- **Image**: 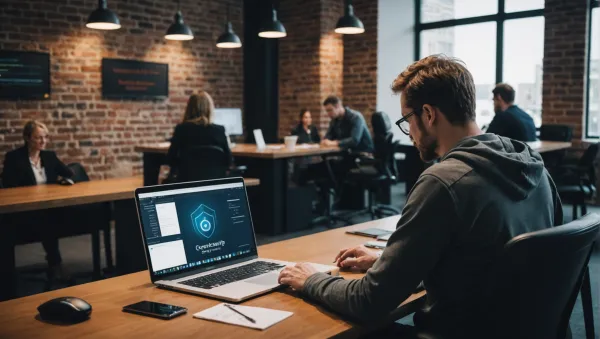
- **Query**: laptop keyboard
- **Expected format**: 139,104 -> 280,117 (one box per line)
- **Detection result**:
180,261 -> 285,290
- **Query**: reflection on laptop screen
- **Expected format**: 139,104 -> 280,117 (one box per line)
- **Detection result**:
137,182 -> 257,277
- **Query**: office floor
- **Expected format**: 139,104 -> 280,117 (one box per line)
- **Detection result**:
13,184 -> 600,338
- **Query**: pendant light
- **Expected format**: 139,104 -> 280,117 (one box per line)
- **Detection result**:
335,0 -> 364,34
86,0 -> 121,30
258,6 -> 286,39
216,5 -> 242,48
165,0 -> 194,41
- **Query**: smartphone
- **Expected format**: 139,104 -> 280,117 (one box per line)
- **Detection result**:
122,301 -> 187,319
364,241 -> 387,249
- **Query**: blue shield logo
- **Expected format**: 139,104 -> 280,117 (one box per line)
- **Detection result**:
190,204 -> 217,238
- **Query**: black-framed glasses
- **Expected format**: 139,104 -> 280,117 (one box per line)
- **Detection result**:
395,108 -> 422,135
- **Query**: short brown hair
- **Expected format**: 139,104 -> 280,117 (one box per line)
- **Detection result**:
323,95 -> 341,106
22,120 -> 48,144
391,55 -> 476,125
492,83 -> 515,104
182,91 -> 215,125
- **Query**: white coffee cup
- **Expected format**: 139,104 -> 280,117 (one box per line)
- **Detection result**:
284,135 -> 298,151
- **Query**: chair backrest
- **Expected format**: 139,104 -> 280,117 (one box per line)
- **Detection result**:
480,213 -> 600,339
540,124 -> 573,142
176,145 -> 229,182
67,163 -> 90,182
371,112 -> 397,179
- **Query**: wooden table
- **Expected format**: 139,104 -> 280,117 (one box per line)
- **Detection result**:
0,176 -> 260,214
0,216 -> 425,339
526,140 -> 572,153
0,176 -> 260,301
135,143 -> 341,235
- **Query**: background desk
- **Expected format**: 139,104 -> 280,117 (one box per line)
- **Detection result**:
0,176 -> 259,301
0,216 -> 425,339
135,143 -> 341,235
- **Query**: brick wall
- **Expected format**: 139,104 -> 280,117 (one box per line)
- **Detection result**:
278,0 -> 376,138
342,0 -> 378,125
0,0 -> 243,179
542,0 -> 588,144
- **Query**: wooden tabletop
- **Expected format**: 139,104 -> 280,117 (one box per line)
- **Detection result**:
0,177 -> 260,214
134,143 -> 342,159
0,216 -> 425,339
526,140 -> 572,153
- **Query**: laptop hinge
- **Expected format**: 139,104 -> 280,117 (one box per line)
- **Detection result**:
163,255 -> 259,281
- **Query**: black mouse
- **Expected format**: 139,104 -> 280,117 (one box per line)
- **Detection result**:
37,297 -> 92,323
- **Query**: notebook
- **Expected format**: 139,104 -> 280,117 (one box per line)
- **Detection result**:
194,303 -> 293,330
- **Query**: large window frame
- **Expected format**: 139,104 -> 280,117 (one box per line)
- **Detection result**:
414,0 -> 544,118
585,0 -> 600,139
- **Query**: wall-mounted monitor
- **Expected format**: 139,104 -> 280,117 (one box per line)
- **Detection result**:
0,50 -> 50,100
102,58 -> 168,100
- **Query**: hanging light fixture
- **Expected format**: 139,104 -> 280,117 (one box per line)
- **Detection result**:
335,0 -> 364,34
258,6 -> 286,39
216,5 -> 242,48
86,0 -> 121,30
165,0 -> 194,41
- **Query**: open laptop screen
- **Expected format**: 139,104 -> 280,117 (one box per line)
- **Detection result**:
136,180 -> 258,278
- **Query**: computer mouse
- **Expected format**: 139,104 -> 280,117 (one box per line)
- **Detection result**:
37,297 -> 92,323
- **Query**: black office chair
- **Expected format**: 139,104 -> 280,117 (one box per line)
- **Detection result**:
175,145 -> 246,183
540,124 -> 574,169
345,112 -> 401,220
553,143 -> 598,220
475,213 -> 599,339
66,163 -> 114,277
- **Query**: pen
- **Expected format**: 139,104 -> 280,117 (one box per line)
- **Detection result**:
224,304 -> 256,324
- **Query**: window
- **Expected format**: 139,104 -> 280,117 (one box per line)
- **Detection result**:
416,0 -> 544,128
586,1 -> 600,137
503,17 -> 544,128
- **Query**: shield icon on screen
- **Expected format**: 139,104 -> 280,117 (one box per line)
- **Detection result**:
190,204 -> 217,238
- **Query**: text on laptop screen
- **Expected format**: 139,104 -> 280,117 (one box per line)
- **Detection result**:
137,182 -> 257,276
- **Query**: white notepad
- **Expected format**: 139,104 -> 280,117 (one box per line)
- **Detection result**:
193,303 -> 293,330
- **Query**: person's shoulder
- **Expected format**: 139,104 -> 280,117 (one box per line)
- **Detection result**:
422,158 -> 474,190
211,123 -> 226,131
5,146 -> 27,160
40,149 -> 59,160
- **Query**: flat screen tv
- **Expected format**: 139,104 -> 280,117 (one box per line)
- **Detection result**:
0,50 -> 50,100
102,58 -> 168,100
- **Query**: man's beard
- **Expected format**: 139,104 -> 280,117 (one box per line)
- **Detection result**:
412,121 -> 438,162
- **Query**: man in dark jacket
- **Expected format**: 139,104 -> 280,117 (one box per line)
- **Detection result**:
486,83 -> 537,142
321,95 -> 374,153
278,56 -> 562,339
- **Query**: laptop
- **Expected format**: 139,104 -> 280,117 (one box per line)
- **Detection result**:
134,177 -> 338,302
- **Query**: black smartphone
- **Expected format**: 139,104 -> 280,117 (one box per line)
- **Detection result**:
122,301 -> 187,320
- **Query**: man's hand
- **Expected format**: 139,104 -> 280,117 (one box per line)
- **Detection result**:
278,263 -> 318,291
334,245 -> 379,271
321,139 -> 338,147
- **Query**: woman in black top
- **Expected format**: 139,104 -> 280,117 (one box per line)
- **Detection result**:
1,120 -> 74,282
167,91 -> 232,179
291,109 -> 321,144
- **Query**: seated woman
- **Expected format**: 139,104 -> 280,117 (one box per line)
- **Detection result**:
1,120 -> 74,282
291,109 -> 321,144
167,91 -> 232,181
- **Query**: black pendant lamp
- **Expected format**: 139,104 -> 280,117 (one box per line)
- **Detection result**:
216,5 -> 242,48
258,6 -> 286,39
86,0 -> 121,30
335,0 -> 364,34
165,0 -> 194,41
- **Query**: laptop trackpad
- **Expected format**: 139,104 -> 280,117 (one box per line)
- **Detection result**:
245,272 -> 279,286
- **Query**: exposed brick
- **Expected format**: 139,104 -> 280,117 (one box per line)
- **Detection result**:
0,0 -> 244,178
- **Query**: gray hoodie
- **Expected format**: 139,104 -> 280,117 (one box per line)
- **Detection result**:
303,134 -> 563,338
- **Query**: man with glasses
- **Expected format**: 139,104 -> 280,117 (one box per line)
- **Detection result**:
279,55 -> 562,338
